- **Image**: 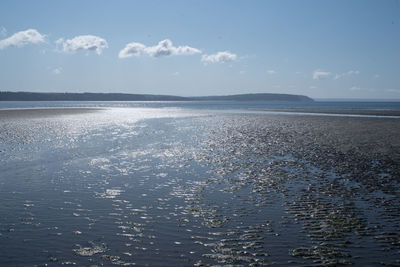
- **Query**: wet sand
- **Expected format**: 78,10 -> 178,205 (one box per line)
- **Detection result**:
1,108 -> 400,266
269,114 -> 400,158
259,108 -> 400,116
197,113 -> 400,265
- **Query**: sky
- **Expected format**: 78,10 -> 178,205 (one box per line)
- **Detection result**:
0,0 -> 399,99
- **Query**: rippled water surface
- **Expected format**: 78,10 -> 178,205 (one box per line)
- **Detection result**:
1,106 -> 400,266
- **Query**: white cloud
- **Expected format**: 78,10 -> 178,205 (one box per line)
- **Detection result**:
118,42 -> 146,58
313,70 -> 331,80
350,86 -> 361,91
52,67 -> 62,75
0,29 -> 45,50
374,74 -> 380,79
146,39 -> 201,57
266,70 -> 276,74
119,39 -> 201,58
334,70 -> 360,80
201,51 -> 237,64
57,35 -> 108,55
172,71 -> 180,76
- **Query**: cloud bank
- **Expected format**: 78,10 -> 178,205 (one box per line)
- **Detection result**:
201,51 -> 237,63
313,70 -> 331,80
0,29 -> 45,50
119,39 -> 201,58
57,35 -> 108,55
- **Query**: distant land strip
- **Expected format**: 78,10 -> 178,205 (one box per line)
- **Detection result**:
0,92 -> 313,102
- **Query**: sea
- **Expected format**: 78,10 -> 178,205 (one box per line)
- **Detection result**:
0,100 -> 400,266
1,100 -> 400,111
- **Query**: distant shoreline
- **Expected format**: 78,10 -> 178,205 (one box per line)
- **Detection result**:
0,92 -> 313,102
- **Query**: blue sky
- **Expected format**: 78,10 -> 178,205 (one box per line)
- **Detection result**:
0,0 -> 399,99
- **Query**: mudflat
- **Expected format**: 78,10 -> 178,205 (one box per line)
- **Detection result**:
261,108 -> 400,116
264,114 -> 400,158
0,109 -> 400,266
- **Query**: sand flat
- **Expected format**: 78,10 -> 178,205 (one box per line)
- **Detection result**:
1,108 -> 400,265
260,108 -> 400,116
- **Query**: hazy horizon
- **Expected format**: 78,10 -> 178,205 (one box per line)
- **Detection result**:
0,0 -> 399,99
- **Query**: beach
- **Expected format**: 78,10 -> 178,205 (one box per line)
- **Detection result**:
0,107 -> 399,266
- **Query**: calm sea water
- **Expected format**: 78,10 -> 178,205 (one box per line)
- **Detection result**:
1,100 -> 400,111
1,101 -> 400,266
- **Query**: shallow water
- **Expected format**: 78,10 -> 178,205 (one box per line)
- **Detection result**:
0,107 -> 400,266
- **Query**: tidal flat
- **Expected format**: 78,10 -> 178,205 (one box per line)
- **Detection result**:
0,107 -> 399,266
